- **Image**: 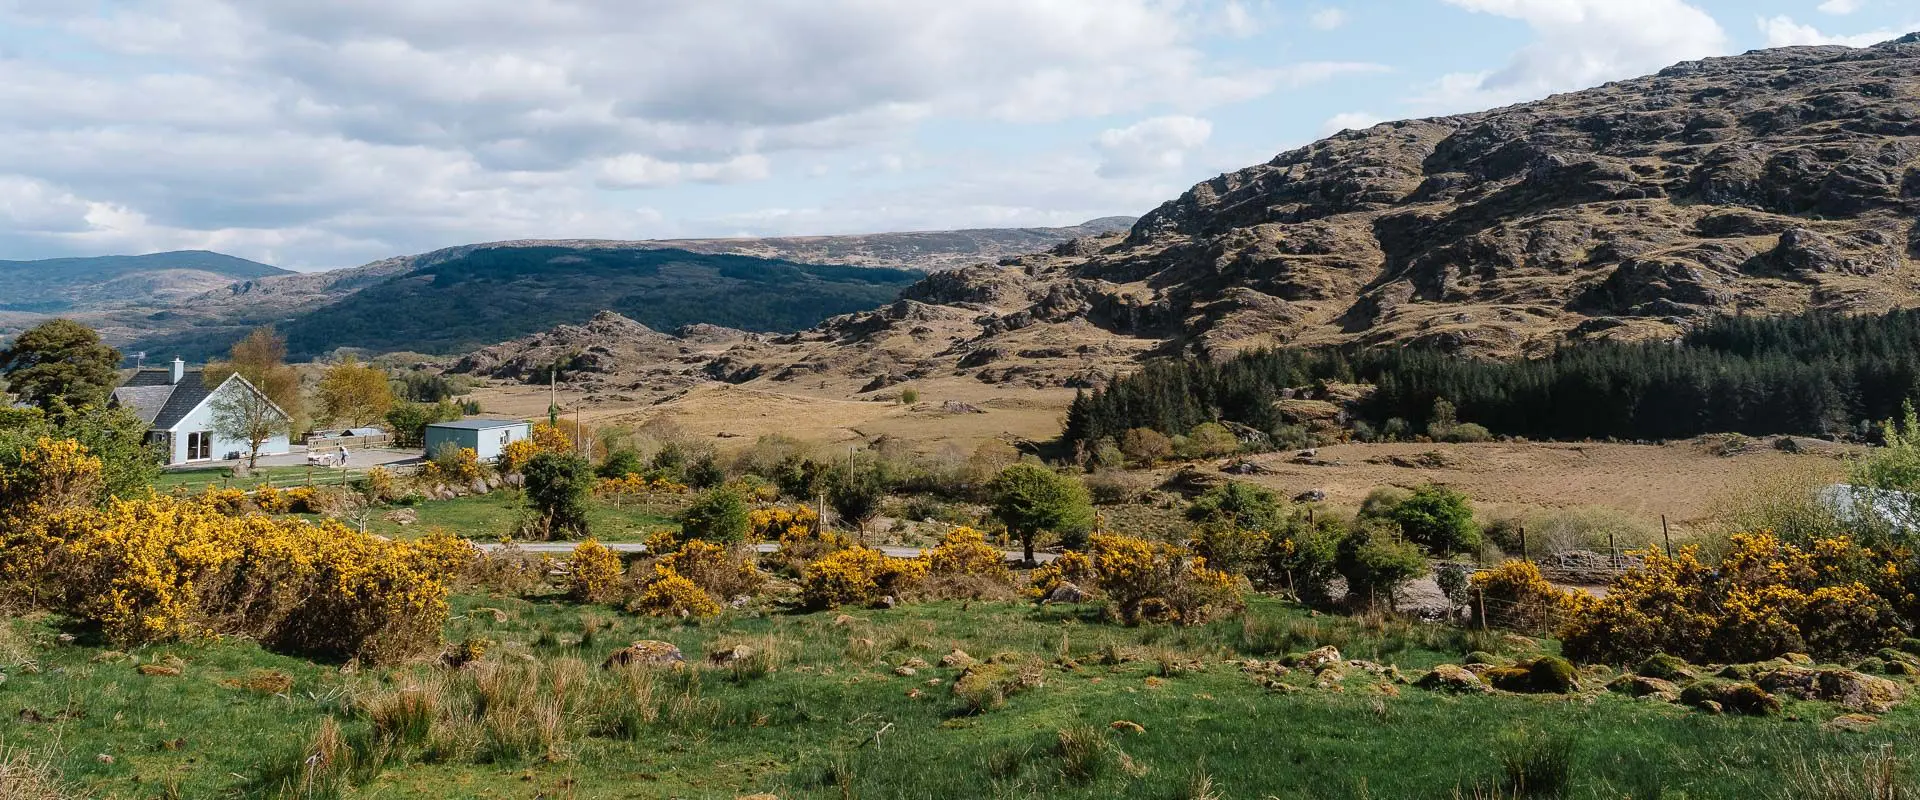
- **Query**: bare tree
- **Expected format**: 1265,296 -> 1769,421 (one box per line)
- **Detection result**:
211,380 -> 288,471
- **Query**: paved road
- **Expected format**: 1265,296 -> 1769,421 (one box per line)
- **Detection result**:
477,541 -> 1059,563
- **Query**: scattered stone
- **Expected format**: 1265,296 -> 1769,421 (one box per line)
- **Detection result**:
96,754 -> 113,765
902,658 -> 930,670
1680,681 -> 1781,716
1608,675 -> 1680,699
893,666 -> 919,677
1485,656 -> 1579,694
1291,646 -> 1342,671
1827,713 -> 1879,732
384,508 -> 418,526
1416,665 -> 1491,694
1756,666 -> 1906,714
708,645 -> 756,667
603,640 -> 686,670
940,649 -> 976,669
1636,653 -> 1696,682
1044,582 -> 1090,604
1293,490 -> 1328,503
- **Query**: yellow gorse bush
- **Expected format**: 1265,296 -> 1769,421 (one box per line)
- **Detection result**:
497,439 -> 540,475
1562,532 -> 1905,664
566,539 -> 624,604
423,447 -> 485,485
924,527 -> 1009,579
14,492 -> 450,664
1032,534 -> 1241,624
658,539 -> 764,601
799,547 -> 928,609
1026,550 -> 1095,600
0,437 -> 105,517
1468,560 -> 1592,634
530,423 -> 573,455
631,566 -> 722,618
749,505 -> 819,541
595,474 -> 689,497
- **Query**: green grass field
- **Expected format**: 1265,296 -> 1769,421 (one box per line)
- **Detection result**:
357,493 -> 680,541
152,465 -> 359,494
3,595 -> 1912,800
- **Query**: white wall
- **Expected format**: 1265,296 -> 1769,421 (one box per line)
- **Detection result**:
164,381 -> 292,465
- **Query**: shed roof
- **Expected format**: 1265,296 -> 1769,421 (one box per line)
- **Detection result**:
427,418 -> 530,431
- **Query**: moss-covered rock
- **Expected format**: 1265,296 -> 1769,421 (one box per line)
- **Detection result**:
1464,650 -> 1501,666
1486,656 -> 1579,694
1607,675 -> 1679,699
1416,664 -> 1491,694
1636,653 -> 1695,682
1756,666 -> 1907,714
1679,679 -> 1779,716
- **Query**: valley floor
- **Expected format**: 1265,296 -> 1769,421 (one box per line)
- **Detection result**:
5,596 -> 1914,800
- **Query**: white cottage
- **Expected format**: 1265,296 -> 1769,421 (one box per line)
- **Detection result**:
112,358 -> 292,465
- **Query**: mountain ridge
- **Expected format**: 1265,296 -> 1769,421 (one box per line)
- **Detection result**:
489,36 -> 1920,398
0,250 -> 288,313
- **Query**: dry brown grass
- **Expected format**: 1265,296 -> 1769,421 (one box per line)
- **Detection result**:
0,746 -> 68,800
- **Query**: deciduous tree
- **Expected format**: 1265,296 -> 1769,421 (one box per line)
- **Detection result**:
315,356 -> 393,428
207,327 -> 304,431
989,462 -> 1095,564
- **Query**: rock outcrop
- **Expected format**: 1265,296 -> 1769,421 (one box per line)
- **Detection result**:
677,36 -> 1920,389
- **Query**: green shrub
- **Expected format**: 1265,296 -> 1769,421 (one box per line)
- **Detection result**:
1335,520 -> 1427,610
686,454 -> 727,489
1357,487 -> 1410,520
522,452 -> 592,540
1186,481 -> 1286,531
680,485 -> 751,544
1389,484 -> 1482,554
598,448 -> 645,479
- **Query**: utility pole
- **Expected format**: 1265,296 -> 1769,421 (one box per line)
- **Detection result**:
548,369 -> 558,427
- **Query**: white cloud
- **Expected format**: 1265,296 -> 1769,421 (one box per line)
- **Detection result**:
597,154 -> 773,190
1321,112 -> 1386,135
1218,1 -> 1262,37
0,1 -> 1383,267
1310,8 -> 1348,30
1094,116 -> 1214,179
1423,0 -> 1728,112
1759,15 -> 1901,47
1817,0 -> 1864,14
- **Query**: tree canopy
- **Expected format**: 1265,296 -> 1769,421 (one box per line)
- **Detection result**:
0,319 -> 121,412
989,462 -> 1095,563
315,356 -> 394,428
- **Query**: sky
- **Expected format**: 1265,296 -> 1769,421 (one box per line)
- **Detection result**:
0,1 -> 1913,271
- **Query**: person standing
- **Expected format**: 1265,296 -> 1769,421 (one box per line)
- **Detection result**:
339,445 -> 350,468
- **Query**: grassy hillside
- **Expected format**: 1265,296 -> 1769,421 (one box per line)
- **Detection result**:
255,247 -> 921,358
0,250 -> 288,312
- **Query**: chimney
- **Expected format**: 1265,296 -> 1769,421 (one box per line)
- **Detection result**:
170,358 -> 185,386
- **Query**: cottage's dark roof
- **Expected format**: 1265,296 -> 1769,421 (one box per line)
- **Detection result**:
110,369 -> 216,431
151,374 -> 214,430
110,385 -> 173,425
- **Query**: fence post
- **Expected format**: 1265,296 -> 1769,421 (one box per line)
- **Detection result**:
1519,526 -> 1527,562
1661,515 -> 1673,558
1477,586 -> 1487,632
1608,532 -> 1617,570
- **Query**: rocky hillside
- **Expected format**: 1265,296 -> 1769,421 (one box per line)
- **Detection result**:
0,251 -> 288,313
113,219 -> 1133,359
449,311 -> 754,404
663,35 -> 1920,393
